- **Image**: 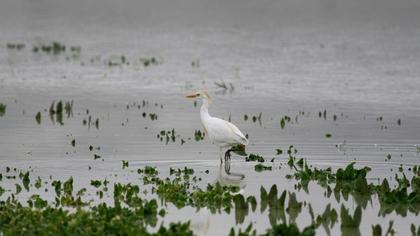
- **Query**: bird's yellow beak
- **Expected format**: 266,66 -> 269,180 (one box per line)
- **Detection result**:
185,92 -> 197,99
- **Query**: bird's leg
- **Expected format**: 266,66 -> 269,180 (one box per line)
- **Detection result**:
224,149 -> 232,162
219,147 -> 224,164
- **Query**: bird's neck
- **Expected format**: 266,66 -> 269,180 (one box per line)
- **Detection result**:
200,98 -> 211,122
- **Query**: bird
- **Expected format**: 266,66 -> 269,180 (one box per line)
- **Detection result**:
185,91 -> 248,163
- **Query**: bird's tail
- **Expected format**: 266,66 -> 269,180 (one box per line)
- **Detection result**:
240,137 -> 249,146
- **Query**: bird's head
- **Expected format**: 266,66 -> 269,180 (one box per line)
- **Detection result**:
185,90 -> 212,101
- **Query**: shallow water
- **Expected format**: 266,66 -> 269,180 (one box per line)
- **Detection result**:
1,0 -> 420,235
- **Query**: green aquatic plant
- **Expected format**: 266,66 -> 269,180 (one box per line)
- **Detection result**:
0,195 -> 192,235
246,154 -> 265,162
108,55 -> 128,66
231,144 -> 247,156
194,130 -> 205,141
34,177 -> 42,189
48,100 -> 73,125
262,223 -> 315,236
21,171 -> 30,191
122,160 -> 129,169
229,223 -> 257,236
372,224 -> 382,236
280,116 -> 291,129
140,57 -> 159,67
35,112 -> 41,124
411,224 -> 420,236
6,43 -> 25,50
149,113 -> 158,120
0,103 -> 6,117
255,164 -> 272,172
260,185 -> 287,225
340,205 -> 362,236
377,175 -> 420,216
157,129 -> 177,144
32,42 -> 69,55
315,204 -> 338,236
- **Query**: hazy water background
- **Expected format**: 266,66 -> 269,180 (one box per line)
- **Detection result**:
1,0 -> 420,235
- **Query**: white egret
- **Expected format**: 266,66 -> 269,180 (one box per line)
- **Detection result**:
186,91 -> 248,163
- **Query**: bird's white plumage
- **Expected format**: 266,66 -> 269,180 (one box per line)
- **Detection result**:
203,117 -> 248,147
186,91 -> 248,162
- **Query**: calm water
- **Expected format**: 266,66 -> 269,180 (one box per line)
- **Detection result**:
1,0 -> 420,235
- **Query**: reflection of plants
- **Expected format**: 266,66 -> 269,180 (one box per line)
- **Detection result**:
315,204 -> 338,236
49,100 -> 73,125
377,175 -> 420,217
340,205 -> 362,236
262,223 -> 315,236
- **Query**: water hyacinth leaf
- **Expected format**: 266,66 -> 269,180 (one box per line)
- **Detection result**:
0,103 -> 6,117
372,224 -> 382,236
22,171 -> 30,191
231,144 -> 247,156
35,112 -> 41,124
261,186 -> 268,213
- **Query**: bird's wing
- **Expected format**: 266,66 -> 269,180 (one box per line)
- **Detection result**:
206,117 -> 248,146
222,120 -> 249,145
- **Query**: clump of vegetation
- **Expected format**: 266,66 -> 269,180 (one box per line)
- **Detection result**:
254,164 -> 272,172
194,130 -> 205,141
108,55 -> 128,66
246,154 -> 265,162
140,57 -> 160,67
157,129 -> 178,144
0,103 -> 6,117
32,42 -> 80,55
262,223 -> 315,236
35,112 -> 41,124
340,205 -> 362,235
48,100 -> 73,125
280,115 -> 291,129
6,43 -> 25,50
149,113 -> 158,120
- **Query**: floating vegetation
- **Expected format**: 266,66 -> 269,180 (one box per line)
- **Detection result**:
108,55 -> 128,66
231,144 -> 247,156
35,112 -> 41,124
49,100 -> 73,125
254,164 -> 272,172
262,223 -> 315,236
149,113 -> 158,120
0,103 -> 6,117
122,160 -> 129,169
191,59 -> 200,68
246,154 -> 265,162
340,205 -> 362,235
6,43 -> 25,50
411,224 -> 420,236
325,133 -> 332,138
252,113 -> 262,123
157,129 -> 179,144
280,116 -> 291,129
32,42 -> 80,56
194,130 -> 205,141
140,57 -> 160,67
